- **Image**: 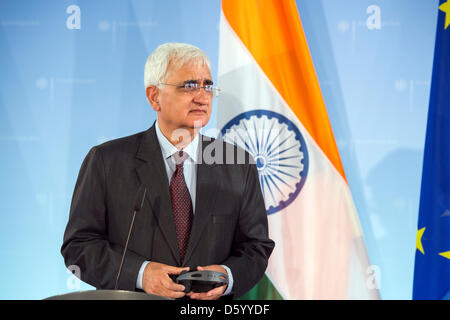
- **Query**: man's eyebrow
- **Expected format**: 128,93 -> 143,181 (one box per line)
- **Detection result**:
182,79 -> 214,85
183,79 -> 199,84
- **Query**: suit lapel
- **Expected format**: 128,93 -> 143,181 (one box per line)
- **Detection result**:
183,137 -> 218,265
135,124 -> 181,265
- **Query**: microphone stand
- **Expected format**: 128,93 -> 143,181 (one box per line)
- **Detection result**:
114,187 -> 147,290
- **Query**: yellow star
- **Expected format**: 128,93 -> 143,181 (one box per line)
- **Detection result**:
439,251 -> 450,259
440,0 -> 450,29
416,227 -> 426,254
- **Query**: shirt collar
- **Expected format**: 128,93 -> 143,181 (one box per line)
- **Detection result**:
155,121 -> 199,163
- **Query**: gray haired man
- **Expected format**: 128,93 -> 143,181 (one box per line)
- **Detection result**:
61,42 -> 274,300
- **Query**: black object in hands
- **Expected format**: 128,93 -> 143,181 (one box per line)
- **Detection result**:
176,267 -> 228,293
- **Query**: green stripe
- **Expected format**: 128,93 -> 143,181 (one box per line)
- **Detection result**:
238,274 -> 283,300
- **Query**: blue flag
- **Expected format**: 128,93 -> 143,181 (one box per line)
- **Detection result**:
413,0 -> 450,300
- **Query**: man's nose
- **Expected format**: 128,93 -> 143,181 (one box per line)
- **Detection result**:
193,87 -> 211,103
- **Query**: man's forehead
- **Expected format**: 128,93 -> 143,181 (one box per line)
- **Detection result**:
166,70 -> 212,86
167,59 -> 211,77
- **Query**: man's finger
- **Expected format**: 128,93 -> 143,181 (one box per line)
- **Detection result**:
162,277 -> 186,292
164,265 -> 190,275
188,292 -> 216,300
197,265 -> 227,275
188,285 -> 225,300
156,281 -> 186,299
168,290 -> 187,299
208,285 -> 226,296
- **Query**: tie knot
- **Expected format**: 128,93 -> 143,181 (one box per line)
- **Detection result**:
173,151 -> 188,167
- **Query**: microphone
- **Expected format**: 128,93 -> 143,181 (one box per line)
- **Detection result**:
114,184 -> 147,290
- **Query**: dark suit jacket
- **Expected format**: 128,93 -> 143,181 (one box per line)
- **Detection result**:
61,123 -> 274,298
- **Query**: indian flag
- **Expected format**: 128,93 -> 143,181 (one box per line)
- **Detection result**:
217,0 -> 380,299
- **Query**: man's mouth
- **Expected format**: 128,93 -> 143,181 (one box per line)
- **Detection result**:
189,109 -> 206,114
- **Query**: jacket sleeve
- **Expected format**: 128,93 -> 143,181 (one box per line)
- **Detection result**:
222,162 -> 275,298
61,147 -> 147,291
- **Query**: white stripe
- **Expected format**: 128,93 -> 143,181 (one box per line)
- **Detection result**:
218,11 -> 379,299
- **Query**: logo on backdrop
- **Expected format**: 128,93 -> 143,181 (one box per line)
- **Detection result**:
220,110 -> 309,215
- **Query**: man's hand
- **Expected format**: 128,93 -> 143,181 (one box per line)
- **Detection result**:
186,265 -> 228,300
142,262 -> 189,299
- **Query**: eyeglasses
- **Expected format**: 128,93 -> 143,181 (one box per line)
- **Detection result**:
159,82 -> 221,97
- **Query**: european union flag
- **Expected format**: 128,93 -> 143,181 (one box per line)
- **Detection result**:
413,0 -> 450,300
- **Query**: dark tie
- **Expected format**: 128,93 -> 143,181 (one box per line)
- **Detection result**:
169,151 -> 193,264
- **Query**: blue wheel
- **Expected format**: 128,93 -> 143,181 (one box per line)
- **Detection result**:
220,110 -> 309,215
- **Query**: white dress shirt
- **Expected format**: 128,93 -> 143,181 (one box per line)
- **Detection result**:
136,121 -> 233,296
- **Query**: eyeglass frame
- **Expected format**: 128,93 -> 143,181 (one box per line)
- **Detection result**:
158,80 -> 221,97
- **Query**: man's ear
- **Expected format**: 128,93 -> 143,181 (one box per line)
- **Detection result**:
146,86 -> 161,111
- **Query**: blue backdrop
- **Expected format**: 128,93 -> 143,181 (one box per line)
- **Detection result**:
0,0 -> 438,299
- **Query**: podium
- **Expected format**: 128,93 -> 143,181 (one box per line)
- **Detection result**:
44,290 -> 170,300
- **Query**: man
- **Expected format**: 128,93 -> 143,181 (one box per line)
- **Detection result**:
61,42 -> 274,299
